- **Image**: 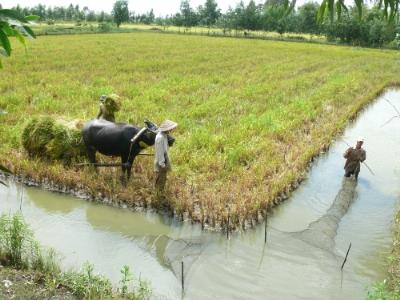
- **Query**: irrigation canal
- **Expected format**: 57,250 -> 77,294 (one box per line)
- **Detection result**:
1,90 -> 400,299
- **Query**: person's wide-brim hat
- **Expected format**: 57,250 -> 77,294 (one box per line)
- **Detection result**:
159,120 -> 178,132
357,136 -> 364,142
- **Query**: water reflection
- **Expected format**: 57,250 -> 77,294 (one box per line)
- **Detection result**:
25,186 -> 81,214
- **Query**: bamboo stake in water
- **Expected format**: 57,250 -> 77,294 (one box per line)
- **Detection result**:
341,242 -> 352,270
226,205 -> 231,240
227,213 -> 230,240
19,184 -> 24,212
181,260 -> 185,292
264,215 -> 268,244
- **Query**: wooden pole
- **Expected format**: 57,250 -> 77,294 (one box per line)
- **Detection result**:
264,215 -> 267,244
74,155 -> 153,168
227,213 -> 230,240
181,260 -> 185,292
75,162 -> 128,168
19,183 -> 24,212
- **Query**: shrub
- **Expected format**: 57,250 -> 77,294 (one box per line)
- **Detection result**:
119,265 -> 133,296
0,213 -> 58,273
59,263 -> 113,298
98,22 -> 113,32
0,213 -> 31,268
118,265 -> 152,299
324,17 -> 397,47
286,35 -> 306,40
367,279 -> 400,300
389,32 -> 400,49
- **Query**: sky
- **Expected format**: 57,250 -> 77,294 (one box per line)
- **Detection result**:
1,0 -> 277,16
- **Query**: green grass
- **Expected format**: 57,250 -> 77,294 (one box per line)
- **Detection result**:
1,32 -> 399,228
368,211 -> 400,299
0,213 -> 58,273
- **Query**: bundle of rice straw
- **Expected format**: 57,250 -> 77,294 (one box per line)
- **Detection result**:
22,116 -> 86,164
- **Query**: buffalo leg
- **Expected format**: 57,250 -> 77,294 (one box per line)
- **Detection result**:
127,160 -> 134,180
126,151 -> 138,180
120,154 -> 129,185
87,147 -> 97,173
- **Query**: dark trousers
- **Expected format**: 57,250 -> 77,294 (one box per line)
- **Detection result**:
344,165 -> 360,180
155,167 -> 168,198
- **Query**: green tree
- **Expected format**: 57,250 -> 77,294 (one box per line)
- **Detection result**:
98,11 -> 105,22
66,4 -> 74,20
263,2 -> 285,32
179,0 -> 198,28
86,10 -> 96,22
54,6 -> 66,20
30,4 -> 46,20
82,6 -> 89,21
112,0 -> 129,27
200,0 -> 221,27
244,0 -> 262,30
232,1 -> 246,30
298,2 -> 320,35
143,9 -> 155,24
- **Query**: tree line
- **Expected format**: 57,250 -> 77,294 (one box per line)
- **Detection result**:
10,0 -> 400,47
10,2 -> 157,25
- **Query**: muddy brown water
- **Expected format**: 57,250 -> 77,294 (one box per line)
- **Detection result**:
1,90 -> 400,299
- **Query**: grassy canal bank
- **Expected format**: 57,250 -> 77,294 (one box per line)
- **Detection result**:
368,211 -> 400,299
0,213 -> 151,299
0,32 -> 400,229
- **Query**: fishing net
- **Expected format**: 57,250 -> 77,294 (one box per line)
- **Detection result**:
294,178 -> 357,251
144,234 -> 205,279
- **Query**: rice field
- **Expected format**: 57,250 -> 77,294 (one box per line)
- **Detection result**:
1,32 -> 399,228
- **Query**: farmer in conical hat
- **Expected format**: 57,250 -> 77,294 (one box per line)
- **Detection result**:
154,120 -> 178,200
343,136 -> 366,180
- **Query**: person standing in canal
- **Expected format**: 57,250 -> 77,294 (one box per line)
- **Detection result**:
343,137 -> 366,180
154,120 -> 178,202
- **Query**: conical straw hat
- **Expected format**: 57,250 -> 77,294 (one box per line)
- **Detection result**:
159,120 -> 178,132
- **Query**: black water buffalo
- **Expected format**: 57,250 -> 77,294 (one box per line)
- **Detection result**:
82,119 -> 175,183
